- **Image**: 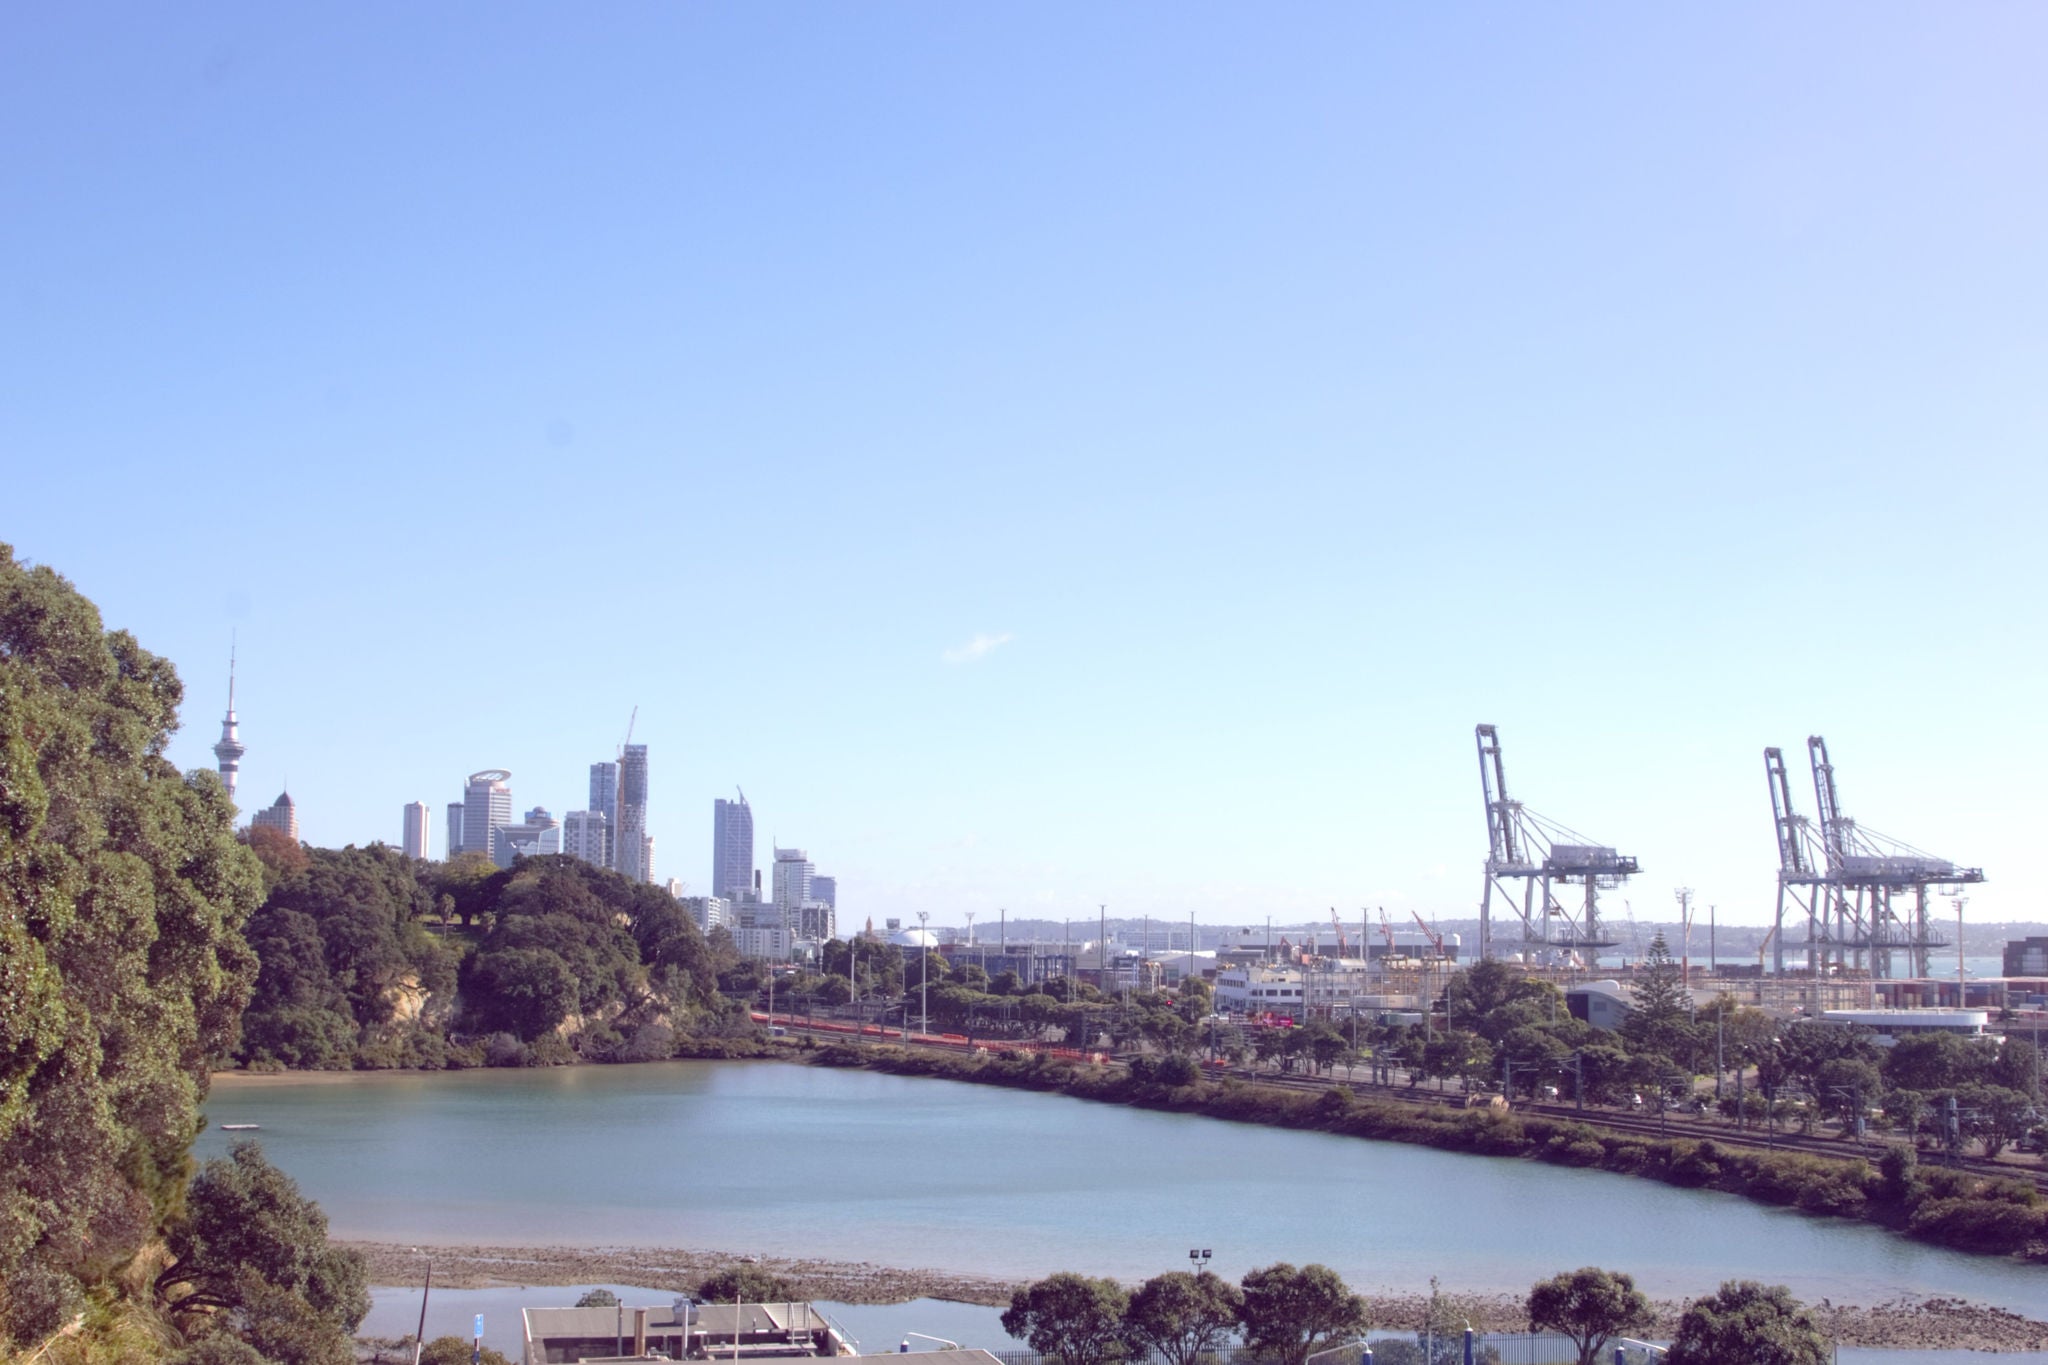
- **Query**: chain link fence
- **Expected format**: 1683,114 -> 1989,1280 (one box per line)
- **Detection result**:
994,1337 -> 1665,1365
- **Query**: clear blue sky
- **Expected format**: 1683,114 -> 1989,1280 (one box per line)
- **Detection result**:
7,5 -> 2044,932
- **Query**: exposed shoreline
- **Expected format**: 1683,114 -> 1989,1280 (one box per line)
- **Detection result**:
344,1241 -> 2048,1353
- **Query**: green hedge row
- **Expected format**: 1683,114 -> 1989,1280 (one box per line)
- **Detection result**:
814,1046 -> 2047,1261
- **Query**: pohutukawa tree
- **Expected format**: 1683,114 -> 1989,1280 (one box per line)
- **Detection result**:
0,545 -> 263,1348
1525,1266 -> 1653,1365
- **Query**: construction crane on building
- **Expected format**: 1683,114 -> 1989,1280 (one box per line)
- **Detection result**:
1328,908 -> 1349,959
1376,907 -> 1397,954
620,705 -> 638,755
1474,724 -> 1639,963
1765,735 -> 1980,980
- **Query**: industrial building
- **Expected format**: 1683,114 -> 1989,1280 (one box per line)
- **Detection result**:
520,1299 -> 855,1363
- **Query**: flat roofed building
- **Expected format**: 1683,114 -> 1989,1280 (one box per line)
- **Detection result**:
714,794 -> 755,902
563,809 -> 609,866
589,760 -> 619,868
494,806 -> 562,868
614,744 -> 651,882
1819,1009 -> 1993,1045
460,769 -> 512,860
400,801 -> 429,859
2007,936 -> 2048,977
521,1299 -> 859,1363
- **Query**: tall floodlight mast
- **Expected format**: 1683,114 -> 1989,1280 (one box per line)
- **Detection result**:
1473,724 -> 1638,963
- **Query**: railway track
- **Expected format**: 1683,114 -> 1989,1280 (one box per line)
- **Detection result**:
1232,1069 -> 2048,1192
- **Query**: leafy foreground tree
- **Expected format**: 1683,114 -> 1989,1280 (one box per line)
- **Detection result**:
1002,1273 -> 1131,1365
1236,1262 -> 1370,1365
1663,1280 -> 1830,1365
1525,1267 -> 1652,1365
155,1142 -> 367,1365
418,1337 -> 515,1365
0,545 -> 263,1349
1121,1270 -> 1242,1365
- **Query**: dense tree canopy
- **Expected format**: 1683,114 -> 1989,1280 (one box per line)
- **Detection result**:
0,545 -> 263,1347
1002,1273 -> 1131,1365
1121,1271 -> 1241,1365
1663,1280 -> 1830,1365
238,844 -> 455,1069
1235,1262 -> 1370,1365
1525,1267 -> 1652,1365
157,1142 -> 367,1365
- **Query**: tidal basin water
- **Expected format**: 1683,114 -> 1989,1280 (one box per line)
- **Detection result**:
200,1061 -> 2045,1314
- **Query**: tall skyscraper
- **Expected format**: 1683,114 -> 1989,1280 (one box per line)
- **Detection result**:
615,744 -> 650,882
401,801 -> 430,859
713,791 -> 754,901
772,847 -> 813,919
446,802 -> 465,861
588,761 -> 619,868
460,769 -> 512,860
563,809 -> 609,866
811,875 -> 837,911
250,790 -> 298,842
211,646 -> 245,800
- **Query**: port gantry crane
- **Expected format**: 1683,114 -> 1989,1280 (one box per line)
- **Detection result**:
1765,736 -> 1982,979
1474,723 -> 1639,963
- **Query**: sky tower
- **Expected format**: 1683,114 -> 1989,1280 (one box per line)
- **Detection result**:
212,644 -> 245,800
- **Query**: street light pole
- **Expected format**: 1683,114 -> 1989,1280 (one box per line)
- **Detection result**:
410,1248 -> 432,1365
917,910 -> 930,1036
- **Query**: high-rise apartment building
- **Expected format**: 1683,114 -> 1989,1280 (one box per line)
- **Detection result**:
494,806 -> 562,868
459,769 -> 513,861
401,801 -> 430,859
772,847 -> 813,918
563,810 -> 609,866
588,761 -> 619,868
713,793 -> 754,901
681,896 -> 731,934
250,790 -> 298,842
615,745 -> 650,882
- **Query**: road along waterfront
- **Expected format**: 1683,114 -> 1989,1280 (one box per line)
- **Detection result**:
203,1061 -> 2047,1333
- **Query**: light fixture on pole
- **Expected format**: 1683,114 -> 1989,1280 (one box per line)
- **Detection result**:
1187,1248 -> 1212,1278
917,910 -> 930,1036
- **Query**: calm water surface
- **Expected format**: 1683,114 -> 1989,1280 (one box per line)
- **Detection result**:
199,1061 -> 2045,1314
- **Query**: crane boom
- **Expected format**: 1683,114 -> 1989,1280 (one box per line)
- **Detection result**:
1410,911 -> 1445,957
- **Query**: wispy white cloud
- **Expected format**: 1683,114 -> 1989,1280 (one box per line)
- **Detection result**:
943,631 -> 1014,665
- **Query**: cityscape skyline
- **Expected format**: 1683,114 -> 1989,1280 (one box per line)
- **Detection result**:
12,6 -> 2044,929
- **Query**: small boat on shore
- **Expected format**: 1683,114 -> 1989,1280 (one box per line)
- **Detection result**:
219,1123 -> 261,1131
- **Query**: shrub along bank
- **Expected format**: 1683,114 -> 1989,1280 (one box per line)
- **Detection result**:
809,1043 -> 2048,1262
